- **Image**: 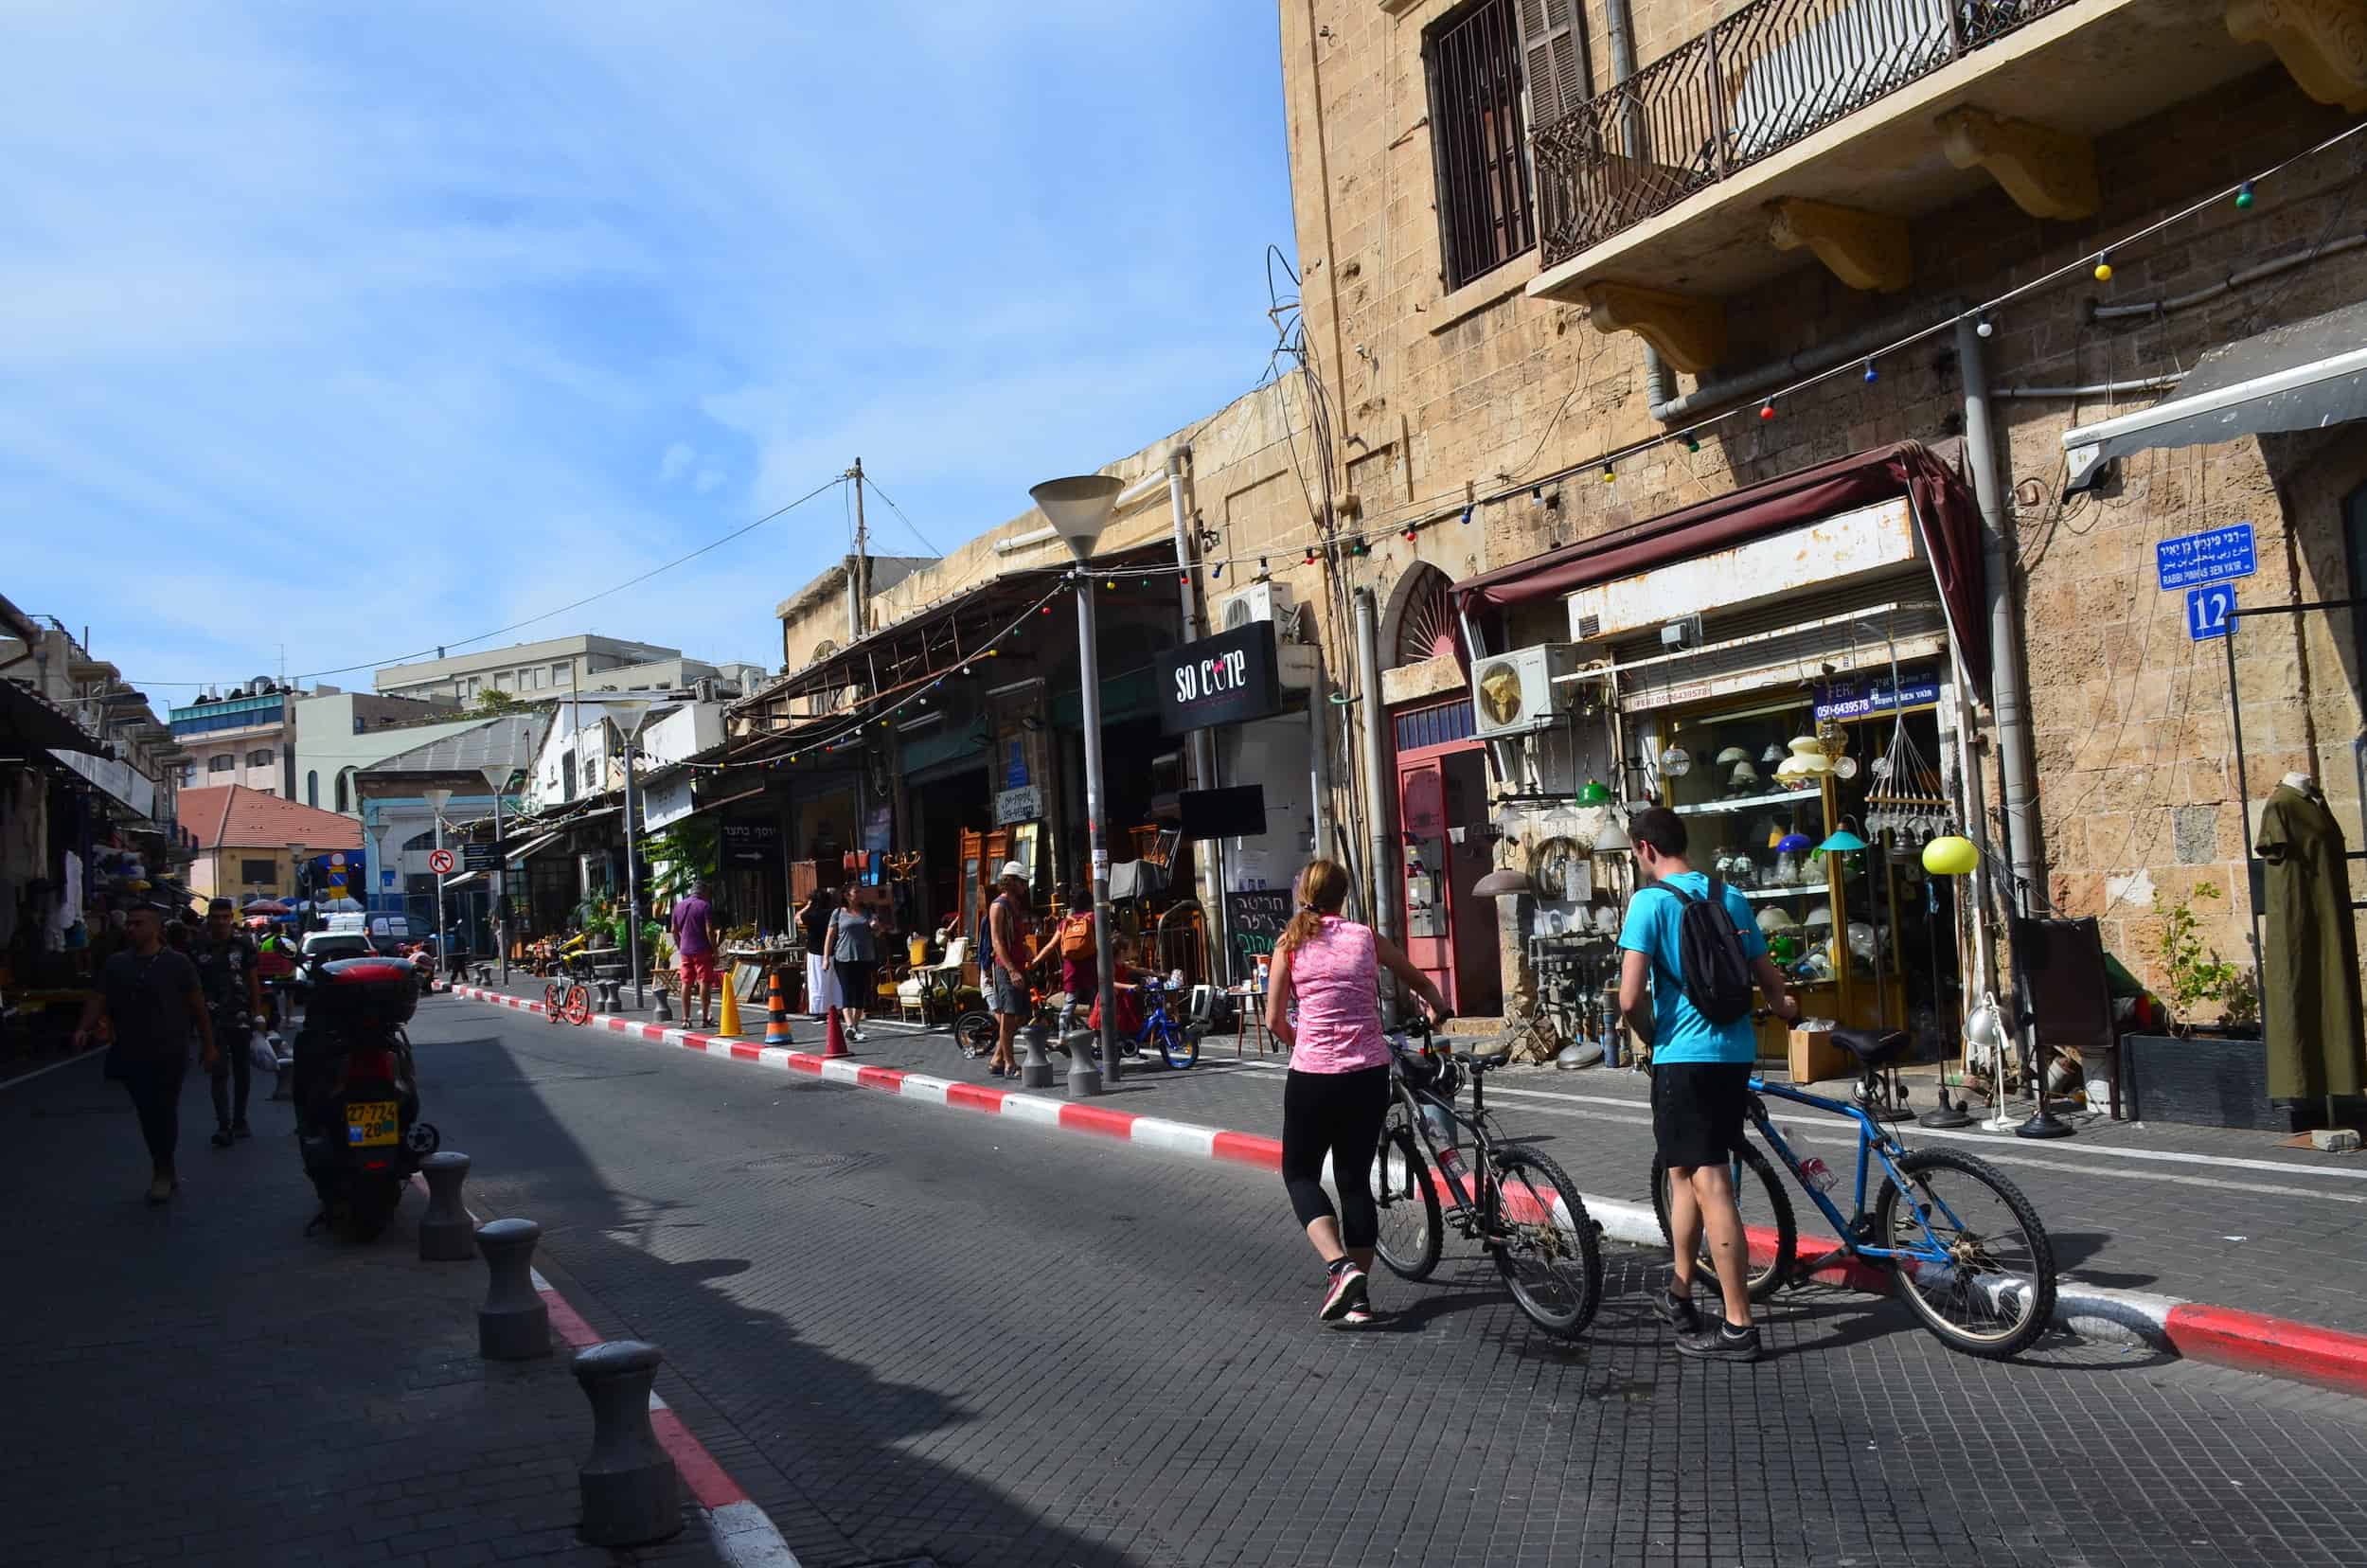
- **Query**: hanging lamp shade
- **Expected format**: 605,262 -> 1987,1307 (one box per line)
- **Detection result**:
1816,829 -> 1869,854
1472,867 -> 1535,898
1593,815 -> 1633,853
1774,832 -> 1813,853
1577,779 -> 1611,804
1922,835 -> 1979,876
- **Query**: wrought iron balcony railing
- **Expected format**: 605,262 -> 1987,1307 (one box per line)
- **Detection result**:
1533,0 -> 2074,268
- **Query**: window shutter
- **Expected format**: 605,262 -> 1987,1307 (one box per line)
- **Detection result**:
1515,0 -> 1587,131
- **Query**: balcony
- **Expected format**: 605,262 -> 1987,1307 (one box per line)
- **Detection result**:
1524,0 -> 2317,365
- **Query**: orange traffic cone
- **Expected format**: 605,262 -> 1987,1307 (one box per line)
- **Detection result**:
764,969 -> 793,1045
824,1004 -> 849,1059
717,968 -> 741,1038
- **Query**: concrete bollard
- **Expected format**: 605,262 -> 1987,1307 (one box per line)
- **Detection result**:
571,1341 -> 682,1546
653,987 -> 674,1023
418,1150 -> 475,1262
476,1218 -> 550,1360
1020,1022 -> 1055,1088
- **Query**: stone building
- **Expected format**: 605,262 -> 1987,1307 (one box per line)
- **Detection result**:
1267,0 -> 2367,1025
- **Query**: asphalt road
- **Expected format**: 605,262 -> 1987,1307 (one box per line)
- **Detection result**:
410,997 -> 2367,1568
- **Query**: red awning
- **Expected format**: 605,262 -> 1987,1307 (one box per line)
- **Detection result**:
1450,440 -> 1988,693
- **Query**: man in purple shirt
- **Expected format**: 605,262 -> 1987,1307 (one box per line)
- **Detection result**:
670,880 -> 719,1029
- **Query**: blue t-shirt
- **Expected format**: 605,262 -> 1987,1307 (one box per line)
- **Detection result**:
1616,871 -> 1768,1065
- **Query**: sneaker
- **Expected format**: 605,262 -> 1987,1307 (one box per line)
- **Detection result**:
145,1174 -> 173,1205
210,1125 -> 234,1149
1341,1306 -> 1375,1327
1651,1283 -> 1702,1334
1318,1263 -> 1369,1324
852,1026 -> 866,1042
1676,1321 -> 1761,1363
231,1120 -> 252,1141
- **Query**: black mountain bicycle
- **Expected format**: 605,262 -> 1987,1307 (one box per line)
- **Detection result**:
1370,1018 -> 1605,1337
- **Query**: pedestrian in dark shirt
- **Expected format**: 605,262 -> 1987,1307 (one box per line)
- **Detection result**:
73,903 -> 217,1204
192,898 -> 264,1148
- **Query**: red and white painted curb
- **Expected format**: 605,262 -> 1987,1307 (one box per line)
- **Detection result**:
414,1164 -> 801,1567
449,985 -> 2367,1399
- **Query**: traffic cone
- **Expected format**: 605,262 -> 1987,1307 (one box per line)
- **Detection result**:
718,969 -> 742,1038
824,1004 -> 849,1059
764,969 -> 793,1045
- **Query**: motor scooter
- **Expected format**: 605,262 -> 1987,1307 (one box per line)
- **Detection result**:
291,955 -> 439,1240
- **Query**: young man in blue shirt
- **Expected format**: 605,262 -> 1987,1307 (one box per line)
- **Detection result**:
1616,806 -> 1799,1363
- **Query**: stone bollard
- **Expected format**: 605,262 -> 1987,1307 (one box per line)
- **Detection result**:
571,1341 -> 682,1546
653,987 -> 674,1023
476,1218 -> 550,1360
1020,1022 -> 1055,1088
418,1150 -> 475,1261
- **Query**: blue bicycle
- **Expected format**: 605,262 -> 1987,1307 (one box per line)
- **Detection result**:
1648,1027 -> 2057,1360
1115,973 -> 1202,1071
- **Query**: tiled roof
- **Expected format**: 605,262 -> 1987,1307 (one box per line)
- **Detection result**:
174,785 -> 364,850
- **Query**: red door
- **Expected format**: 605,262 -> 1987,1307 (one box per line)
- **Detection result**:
1397,760 -> 1453,1007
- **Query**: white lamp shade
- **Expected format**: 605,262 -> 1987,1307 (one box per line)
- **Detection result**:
1029,474 -> 1125,557
1593,816 -> 1633,853
480,765 -> 514,793
420,787 -> 454,809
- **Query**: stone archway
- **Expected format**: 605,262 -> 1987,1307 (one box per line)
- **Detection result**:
1379,561 -> 1458,669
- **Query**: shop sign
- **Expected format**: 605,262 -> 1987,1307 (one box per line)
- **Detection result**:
1812,669 -> 1942,722
995,784 -> 1042,825
1566,498 -> 1913,644
2155,523 -> 2255,591
50,746 -> 158,820
1157,622 -> 1282,735
642,775 -> 696,831
720,821 -> 780,864
1225,888 -> 1292,959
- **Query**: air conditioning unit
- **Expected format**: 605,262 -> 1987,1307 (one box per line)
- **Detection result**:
1468,643 -> 1579,739
1218,581 -> 1295,633
692,677 -> 721,704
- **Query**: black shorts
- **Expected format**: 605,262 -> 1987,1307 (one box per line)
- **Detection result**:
1652,1062 -> 1753,1170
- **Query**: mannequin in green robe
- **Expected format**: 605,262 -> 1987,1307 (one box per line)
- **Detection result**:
2255,776 -> 2365,1100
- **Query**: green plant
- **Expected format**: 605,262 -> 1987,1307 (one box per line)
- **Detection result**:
2159,882 -> 2260,1030
643,821 -> 720,900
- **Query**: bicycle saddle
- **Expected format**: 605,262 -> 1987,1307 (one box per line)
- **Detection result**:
1455,1045 -> 1512,1071
1833,1027 -> 1910,1067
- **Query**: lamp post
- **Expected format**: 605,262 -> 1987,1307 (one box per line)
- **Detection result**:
286,841 -> 308,928
480,765 -> 513,985
600,700 -> 655,1011
1031,474 -> 1125,1094
421,787 -> 453,985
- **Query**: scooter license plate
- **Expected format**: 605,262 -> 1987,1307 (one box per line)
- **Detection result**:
347,1100 -> 399,1148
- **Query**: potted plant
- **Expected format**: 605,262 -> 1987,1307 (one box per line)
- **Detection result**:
2124,882 -> 2277,1129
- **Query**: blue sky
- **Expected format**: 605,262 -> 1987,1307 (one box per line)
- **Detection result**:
2,1 -> 1296,699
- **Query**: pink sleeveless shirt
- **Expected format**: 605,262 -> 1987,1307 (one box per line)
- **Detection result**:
1284,916 -> 1388,1074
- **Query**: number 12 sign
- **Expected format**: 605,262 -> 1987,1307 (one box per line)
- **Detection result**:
2187,581 -> 2237,642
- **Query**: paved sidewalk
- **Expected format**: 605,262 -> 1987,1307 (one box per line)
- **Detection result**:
0,1052 -> 722,1568
465,971 -> 2367,1340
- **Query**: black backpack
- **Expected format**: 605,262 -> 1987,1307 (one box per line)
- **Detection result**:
1659,877 -> 1755,1025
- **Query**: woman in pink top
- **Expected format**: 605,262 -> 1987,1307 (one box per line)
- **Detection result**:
1265,859 -> 1449,1326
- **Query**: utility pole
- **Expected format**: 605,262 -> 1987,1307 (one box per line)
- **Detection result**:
848,457 -> 870,641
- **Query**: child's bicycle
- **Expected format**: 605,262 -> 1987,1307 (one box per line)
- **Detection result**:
1371,1017 -> 1605,1338
1646,1025 -> 2058,1359
953,973 -> 1204,1070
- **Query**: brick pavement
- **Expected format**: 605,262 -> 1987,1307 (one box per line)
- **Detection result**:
0,1053 -> 724,1568
464,971 -> 2367,1338
408,998 -> 2367,1568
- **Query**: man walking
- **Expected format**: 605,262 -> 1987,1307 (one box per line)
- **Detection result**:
192,898 -> 263,1148
985,862 -> 1032,1079
72,902 -> 217,1203
1616,807 -> 1798,1363
671,879 -> 719,1030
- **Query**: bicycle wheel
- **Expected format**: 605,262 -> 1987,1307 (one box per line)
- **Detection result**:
1650,1142 -> 1797,1303
1371,1117 -> 1442,1281
563,984 -> 594,1026
1873,1147 -> 2056,1360
953,1010 -> 996,1057
542,981 -> 564,1021
1159,1022 -> 1200,1072
1486,1148 -> 1604,1338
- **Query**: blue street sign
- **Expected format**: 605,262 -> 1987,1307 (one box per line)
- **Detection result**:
382,870 -> 397,887
2156,523 -> 2256,591
2187,582 -> 2237,641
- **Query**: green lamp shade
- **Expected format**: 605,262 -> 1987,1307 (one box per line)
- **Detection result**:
1577,780 -> 1611,804
1816,829 -> 1868,854
1922,835 -> 1978,876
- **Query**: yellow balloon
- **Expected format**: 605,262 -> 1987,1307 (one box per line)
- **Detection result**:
1922,835 -> 1978,876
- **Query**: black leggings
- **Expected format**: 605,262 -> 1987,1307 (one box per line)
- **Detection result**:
1280,1064 -> 1392,1248
120,1061 -> 187,1173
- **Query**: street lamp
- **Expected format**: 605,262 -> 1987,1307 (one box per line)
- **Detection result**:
600,700 -> 655,1010
421,787 -> 453,985
286,841 -> 308,926
1031,473 -> 1124,1095
480,764 -> 514,985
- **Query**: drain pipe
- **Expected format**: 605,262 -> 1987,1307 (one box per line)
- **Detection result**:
2092,231 -> 2366,321
1166,444 -> 1230,982
1993,374 -> 2183,400
1954,316 -> 2043,914
1605,0 -> 1678,409
1353,588 -> 1398,1024
1308,646 -> 1334,898
1652,299 -> 1963,423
